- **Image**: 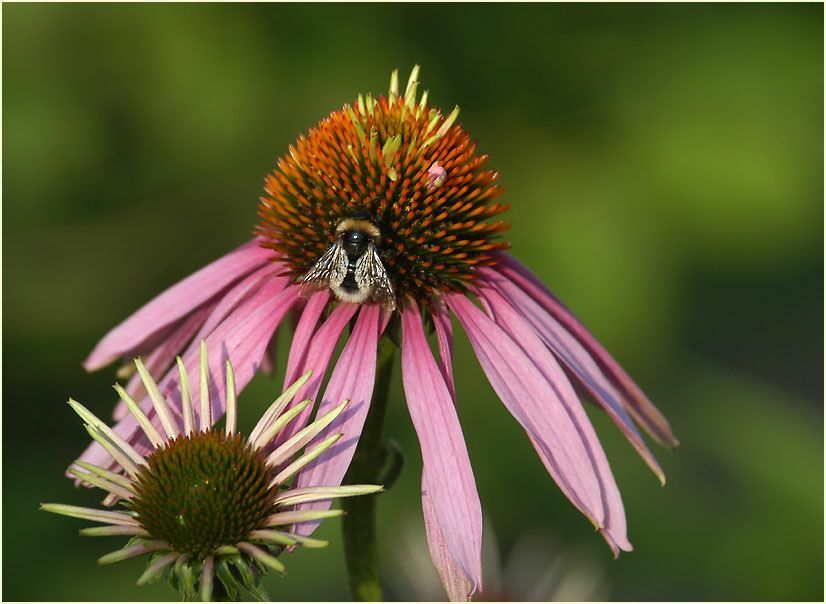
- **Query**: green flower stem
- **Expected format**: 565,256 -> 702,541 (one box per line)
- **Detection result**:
341,337 -> 396,601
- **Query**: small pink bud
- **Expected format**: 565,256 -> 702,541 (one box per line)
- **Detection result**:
426,162 -> 447,190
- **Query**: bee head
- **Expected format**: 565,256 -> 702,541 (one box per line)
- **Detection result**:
335,217 -> 381,242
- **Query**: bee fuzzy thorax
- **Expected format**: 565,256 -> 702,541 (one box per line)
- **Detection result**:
336,218 -> 380,241
256,65 -> 510,306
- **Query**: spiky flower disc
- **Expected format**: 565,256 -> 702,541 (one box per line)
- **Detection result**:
42,343 -> 382,601
131,431 -> 274,560
256,66 -> 511,304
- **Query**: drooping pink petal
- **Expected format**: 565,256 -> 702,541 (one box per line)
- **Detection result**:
195,262 -> 288,380
402,302 -> 482,595
479,266 -> 666,483
293,304 -> 383,536
427,303 -> 475,599
74,276 -> 299,471
187,286 -> 301,429
114,301 -> 217,421
84,239 -> 276,371
431,300 -> 456,399
494,253 -> 678,448
422,473 -> 474,602
268,295 -> 353,451
194,263 -> 287,341
258,328 -> 279,376
445,293 -> 607,534
113,262 -> 286,420
476,286 -> 631,554
283,290 -> 332,387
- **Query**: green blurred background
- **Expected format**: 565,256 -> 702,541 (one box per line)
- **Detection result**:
4,3 -> 823,601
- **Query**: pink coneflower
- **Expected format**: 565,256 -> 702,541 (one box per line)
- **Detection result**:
47,345 -> 382,601
78,66 -> 677,600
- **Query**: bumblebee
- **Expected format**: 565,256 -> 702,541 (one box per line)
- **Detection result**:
300,217 -> 396,310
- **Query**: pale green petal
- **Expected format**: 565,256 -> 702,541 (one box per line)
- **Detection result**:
177,356 -> 195,436
74,460 -> 133,490
225,359 -> 237,436
40,503 -> 138,526
200,556 -> 214,602
237,543 -> 285,575
80,525 -> 148,537
249,529 -> 298,546
199,340 -> 211,431
250,529 -> 328,548
252,399 -> 311,451
274,484 -> 383,507
67,399 -> 146,468
113,383 -> 164,448
248,369 -> 312,445
135,358 -> 179,439
214,545 -> 239,556
136,551 -> 178,585
263,509 -> 344,527
270,433 -> 341,486
265,399 -> 349,468
98,541 -> 167,565
84,424 -> 141,478
68,467 -> 133,500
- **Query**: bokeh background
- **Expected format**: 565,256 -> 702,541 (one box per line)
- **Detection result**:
4,3 -> 823,601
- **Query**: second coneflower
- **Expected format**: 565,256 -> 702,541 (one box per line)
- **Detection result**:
77,67 -> 677,600
46,344 -> 381,601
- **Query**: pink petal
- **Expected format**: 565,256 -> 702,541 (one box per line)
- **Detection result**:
283,290 -> 332,387
402,302 -> 482,594
74,276 -> 299,470
431,301 -> 456,399
84,239 -> 275,371
114,301 -> 217,421
422,473 -> 474,602
113,263 -> 287,420
258,328 -> 279,376
269,295 -> 354,451
293,304 -> 383,536
427,304 -> 474,599
189,286 -> 300,427
194,263 -> 287,341
476,287 -> 632,554
445,294 -> 608,535
494,253 -> 678,448
479,267 -> 665,484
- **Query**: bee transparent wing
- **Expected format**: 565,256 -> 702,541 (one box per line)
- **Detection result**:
300,240 -> 349,293
355,241 -> 396,310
